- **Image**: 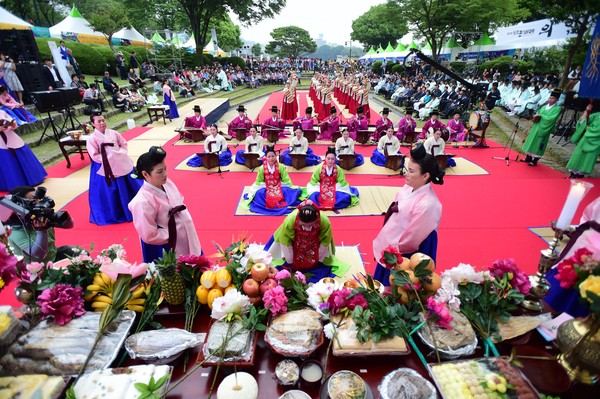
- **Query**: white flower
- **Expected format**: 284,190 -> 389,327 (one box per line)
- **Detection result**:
243,243 -> 273,265
211,289 -> 251,320
434,276 -> 461,312
442,263 -> 485,284
306,281 -> 336,315
324,323 -> 335,340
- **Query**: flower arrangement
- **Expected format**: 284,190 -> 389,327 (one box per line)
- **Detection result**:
212,234 -> 252,290
177,253 -> 212,332
37,284 -> 86,325
554,248 -> 600,314
441,259 -> 530,355
0,242 -> 17,293
263,270 -> 308,316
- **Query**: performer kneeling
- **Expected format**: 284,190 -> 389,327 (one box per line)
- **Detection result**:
129,146 -> 202,262
373,143 -> 444,285
424,128 -> 456,167
235,126 -> 264,165
304,146 -> 359,210
280,128 -> 322,167
242,145 -> 302,216
186,124 -> 232,167
335,129 -> 365,167
371,126 -> 401,167
265,200 -> 351,283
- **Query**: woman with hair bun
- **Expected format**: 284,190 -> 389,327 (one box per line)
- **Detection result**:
373,143 -> 444,285
242,145 -> 302,216
128,146 -> 201,262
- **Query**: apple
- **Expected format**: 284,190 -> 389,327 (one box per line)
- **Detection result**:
250,262 -> 269,282
242,278 -> 260,297
248,295 -> 262,306
267,266 -> 278,279
260,278 -> 278,295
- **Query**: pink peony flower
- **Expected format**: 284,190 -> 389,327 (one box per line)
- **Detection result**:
426,296 -> 453,330
100,258 -> 148,281
275,269 -> 291,282
347,292 -> 368,311
555,262 -> 579,289
379,245 -> 402,269
294,271 -> 306,284
327,288 -> 367,315
263,285 -> 288,316
0,243 -> 17,287
37,284 -> 86,325
26,262 -> 45,274
489,258 -> 531,295
178,254 -> 212,271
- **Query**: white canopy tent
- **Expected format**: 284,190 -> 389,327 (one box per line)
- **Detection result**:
0,6 -> 32,30
113,27 -> 149,46
48,6 -> 107,44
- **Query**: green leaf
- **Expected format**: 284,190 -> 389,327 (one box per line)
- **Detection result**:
383,251 -> 398,266
134,382 -> 150,393
65,386 -> 76,399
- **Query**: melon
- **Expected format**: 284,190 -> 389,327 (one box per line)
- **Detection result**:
217,372 -> 258,399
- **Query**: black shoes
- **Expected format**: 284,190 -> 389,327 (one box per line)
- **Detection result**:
528,158 -> 539,166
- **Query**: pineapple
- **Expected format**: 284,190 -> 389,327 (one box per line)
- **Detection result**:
155,249 -> 186,305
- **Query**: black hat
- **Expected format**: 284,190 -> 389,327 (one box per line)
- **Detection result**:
405,107 -> 414,115
330,106 -> 337,114
430,109 -> 439,116
265,145 -> 276,155
193,105 -> 201,112
357,106 -> 364,114
326,146 -> 336,157
550,89 -> 562,98
271,105 -> 279,113
306,107 -> 313,114
382,107 -> 390,115
237,105 -> 246,112
410,142 -> 427,160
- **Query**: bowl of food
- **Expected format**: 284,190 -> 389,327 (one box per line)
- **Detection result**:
278,390 -> 311,399
67,130 -> 83,140
276,359 -> 300,387
326,370 -> 367,399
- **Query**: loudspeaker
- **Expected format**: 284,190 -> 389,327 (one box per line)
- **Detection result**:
15,63 -> 47,103
0,29 -> 41,63
56,87 -> 82,107
30,90 -> 65,113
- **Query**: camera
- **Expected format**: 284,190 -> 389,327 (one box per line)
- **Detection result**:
0,187 -> 74,229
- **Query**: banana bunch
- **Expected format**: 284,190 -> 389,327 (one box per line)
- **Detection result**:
86,272 -> 146,312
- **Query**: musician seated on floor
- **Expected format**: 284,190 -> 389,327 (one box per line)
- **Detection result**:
424,128 -> 456,168
371,126 -> 401,167
280,128 -> 322,167
185,124 -> 232,167
185,105 -> 207,130
447,112 -> 467,142
335,129 -> 365,167
235,126 -> 265,165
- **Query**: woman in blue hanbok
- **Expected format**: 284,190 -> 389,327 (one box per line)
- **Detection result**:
280,128 -> 322,167
162,79 -> 179,119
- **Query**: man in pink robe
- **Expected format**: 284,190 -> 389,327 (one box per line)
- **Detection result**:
346,105 -> 369,140
184,105 -> 206,129
293,107 -> 316,131
419,111 -> 446,140
228,105 -> 253,136
396,107 -> 417,141
447,112 -> 467,142
262,105 -> 287,138
318,106 -> 340,141
373,107 -> 394,140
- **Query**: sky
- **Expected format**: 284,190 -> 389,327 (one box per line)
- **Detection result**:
229,0 -> 390,47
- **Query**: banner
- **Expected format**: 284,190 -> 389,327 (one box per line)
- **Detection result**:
495,19 -> 575,46
579,16 -> 600,99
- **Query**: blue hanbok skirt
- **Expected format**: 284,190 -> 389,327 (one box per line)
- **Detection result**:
308,186 -> 359,210
186,148 -> 233,167
544,267 -> 590,318
264,236 -> 334,283
163,94 -> 179,119
89,161 -> 142,225
244,187 -> 302,216
235,149 -> 264,166
336,153 -> 365,168
374,230 -> 438,286
0,146 -> 47,191
280,148 -> 322,167
370,149 -> 387,167
141,241 -> 171,263
1,106 -> 37,126
446,158 -> 457,167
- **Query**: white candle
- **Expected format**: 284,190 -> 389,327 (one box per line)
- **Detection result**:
301,363 -> 323,383
556,182 -> 588,230
0,220 -> 5,235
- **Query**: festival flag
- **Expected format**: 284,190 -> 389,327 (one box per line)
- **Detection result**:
579,16 -> 600,99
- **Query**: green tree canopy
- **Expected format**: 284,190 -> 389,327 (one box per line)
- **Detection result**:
86,0 -> 130,51
209,13 -> 243,51
251,43 -> 262,57
265,26 -> 317,59
350,3 -> 407,51
2,0 -> 64,26
392,0 -> 527,60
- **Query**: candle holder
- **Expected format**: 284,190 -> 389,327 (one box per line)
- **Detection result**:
521,225 -> 566,311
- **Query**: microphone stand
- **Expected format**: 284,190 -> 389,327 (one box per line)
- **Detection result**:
207,144 -> 238,178
492,120 -> 521,166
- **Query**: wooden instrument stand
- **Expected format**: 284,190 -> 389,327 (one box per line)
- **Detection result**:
331,131 -> 342,142
180,128 -> 205,142
289,153 -> 307,170
196,152 -> 219,169
435,154 -> 455,170
385,154 -> 405,172
232,128 -> 248,142
304,129 -> 318,143
338,154 -> 357,171
265,128 -> 281,143
356,130 -> 371,145
244,153 -> 261,170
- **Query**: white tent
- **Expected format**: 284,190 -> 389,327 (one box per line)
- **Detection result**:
113,27 -> 149,46
49,6 -> 107,44
0,6 -> 32,30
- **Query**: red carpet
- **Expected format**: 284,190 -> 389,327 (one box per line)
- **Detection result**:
2,120 -> 599,308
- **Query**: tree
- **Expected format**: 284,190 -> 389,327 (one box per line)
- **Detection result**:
3,0 -> 65,26
86,0 -> 130,51
308,45 -> 365,60
210,13 -> 243,52
176,0 -> 286,65
392,0 -> 527,60
350,3 -> 407,50
251,43 -> 262,57
265,26 -> 317,59
538,0 -> 600,89
123,0 -> 189,32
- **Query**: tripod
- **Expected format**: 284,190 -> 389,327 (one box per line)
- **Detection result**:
207,146 -> 235,178
60,106 -> 84,135
492,121 -> 520,166
38,112 -> 62,145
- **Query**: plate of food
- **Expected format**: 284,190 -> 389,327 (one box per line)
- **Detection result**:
378,368 -> 436,399
320,370 -> 373,399
125,328 -> 205,364
197,319 -> 257,367
0,374 -> 68,399
429,357 -> 541,399
265,309 -> 323,357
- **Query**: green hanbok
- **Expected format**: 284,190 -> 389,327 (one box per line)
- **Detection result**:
566,112 -> 600,175
522,103 -> 562,157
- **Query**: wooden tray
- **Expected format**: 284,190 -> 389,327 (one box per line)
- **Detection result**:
331,317 -> 410,357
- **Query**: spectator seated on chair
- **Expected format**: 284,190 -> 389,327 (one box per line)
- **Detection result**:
102,71 -> 119,93
83,83 -> 106,112
128,88 -> 146,111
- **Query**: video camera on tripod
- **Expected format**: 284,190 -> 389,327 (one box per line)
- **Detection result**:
0,187 -> 74,229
